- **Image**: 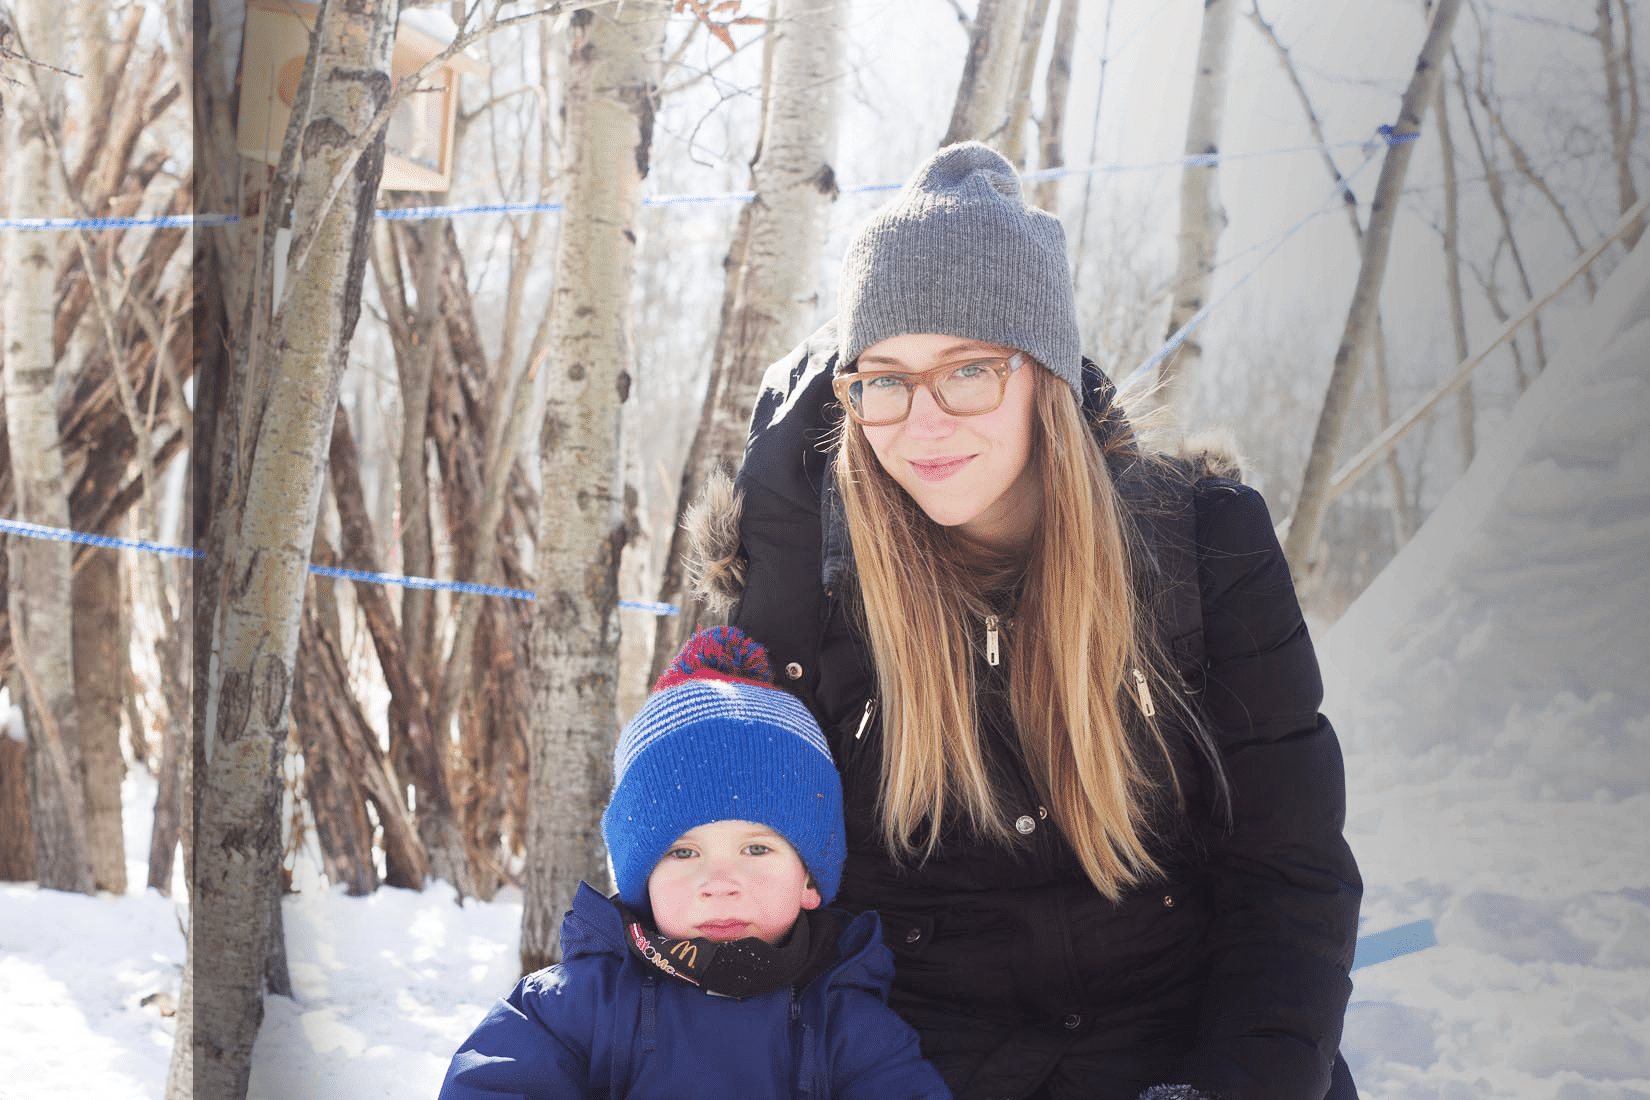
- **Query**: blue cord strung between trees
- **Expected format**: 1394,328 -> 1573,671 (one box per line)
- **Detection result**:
0,129 -> 1416,232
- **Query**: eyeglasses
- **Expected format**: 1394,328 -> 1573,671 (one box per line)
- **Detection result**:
832,353 -> 1024,426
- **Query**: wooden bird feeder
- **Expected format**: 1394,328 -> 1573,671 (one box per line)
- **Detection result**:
236,0 -> 487,192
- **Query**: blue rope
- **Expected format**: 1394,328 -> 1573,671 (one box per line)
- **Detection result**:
0,517 -> 204,560
1,130 -> 1419,231
0,212 -> 241,231
0,517 -> 677,613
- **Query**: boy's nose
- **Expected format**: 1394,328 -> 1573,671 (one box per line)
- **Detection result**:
698,868 -> 740,895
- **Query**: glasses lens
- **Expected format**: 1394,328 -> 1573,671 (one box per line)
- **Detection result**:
852,375 -> 911,424
937,362 -> 1005,414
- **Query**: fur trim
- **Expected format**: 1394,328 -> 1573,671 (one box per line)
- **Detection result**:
683,468 -> 745,615
1136,1086 -> 1227,1100
1178,427 -> 1244,482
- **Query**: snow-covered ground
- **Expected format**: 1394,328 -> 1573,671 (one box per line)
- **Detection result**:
3,249 -> 1647,1098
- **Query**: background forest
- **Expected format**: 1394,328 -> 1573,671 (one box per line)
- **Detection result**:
0,0 -> 1645,1097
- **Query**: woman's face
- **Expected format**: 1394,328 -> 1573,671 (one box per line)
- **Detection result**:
856,333 -> 1042,553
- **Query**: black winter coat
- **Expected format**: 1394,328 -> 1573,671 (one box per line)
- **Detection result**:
716,324 -> 1362,1100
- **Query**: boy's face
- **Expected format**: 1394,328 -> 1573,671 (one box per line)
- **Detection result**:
646,819 -> 822,945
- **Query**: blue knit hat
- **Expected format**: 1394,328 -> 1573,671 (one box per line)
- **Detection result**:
601,627 -> 846,911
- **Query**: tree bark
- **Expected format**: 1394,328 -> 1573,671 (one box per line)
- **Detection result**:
1597,0 -> 1642,248
1159,0 -> 1238,408
943,0 -> 1030,149
1248,1 -> 1413,540
1033,0 -> 1081,213
1001,0 -> 1051,167
3,0 -> 95,896
328,404 -> 473,895
651,0 -> 845,679
522,2 -> 668,974
1283,0 -> 1466,584
175,0 -> 397,1093
71,546 -> 128,893
0,712 -> 34,881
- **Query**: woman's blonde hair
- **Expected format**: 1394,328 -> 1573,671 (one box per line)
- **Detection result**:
835,365 -> 1201,900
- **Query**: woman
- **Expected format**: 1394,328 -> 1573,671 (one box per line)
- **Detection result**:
693,142 -> 1361,1100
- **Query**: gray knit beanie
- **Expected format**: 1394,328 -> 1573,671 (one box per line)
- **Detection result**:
836,141 -> 1083,395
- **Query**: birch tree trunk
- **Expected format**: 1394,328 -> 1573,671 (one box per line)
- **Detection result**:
651,0 -> 845,677
3,0 -> 95,897
1282,0 -> 1464,584
943,0 -> 1030,149
1597,0 -> 1642,248
1002,0 -> 1051,167
1034,0 -> 1081,213
173,0 -> 396,1093
1248,2 -> 1414,541
1159,0 -> 1238,408
522,1 -> 669,974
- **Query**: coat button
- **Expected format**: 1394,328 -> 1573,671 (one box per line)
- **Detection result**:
1063,1014 -> 1081,1029
905,927 -> 922,944
1014,815 -> 1036,835
784,661 -> 803,680
1163,894 -> 1176,908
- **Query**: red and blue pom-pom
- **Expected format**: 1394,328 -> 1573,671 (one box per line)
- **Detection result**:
653,625 -> 773,691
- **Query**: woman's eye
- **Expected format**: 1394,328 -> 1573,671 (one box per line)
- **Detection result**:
948,361 -> 991,380
863,374 -> 909,392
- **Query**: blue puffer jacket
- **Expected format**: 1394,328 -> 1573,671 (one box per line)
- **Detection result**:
439,882 -> 953,1099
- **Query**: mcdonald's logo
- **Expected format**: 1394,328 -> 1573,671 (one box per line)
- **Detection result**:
669,941 -> 699,968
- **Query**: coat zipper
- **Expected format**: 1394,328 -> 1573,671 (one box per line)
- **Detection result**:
854,697 -> 878,741
985,615 -> 1001,666
1130,667 -> 1156,717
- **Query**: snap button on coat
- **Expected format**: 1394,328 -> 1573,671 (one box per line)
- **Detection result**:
1014,815 -> 1036,835
784,661 -> 803,680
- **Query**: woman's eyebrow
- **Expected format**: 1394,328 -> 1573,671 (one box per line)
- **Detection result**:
859,343 -> 1004,369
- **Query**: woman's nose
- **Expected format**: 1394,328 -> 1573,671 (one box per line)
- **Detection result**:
904,382 -> 955,434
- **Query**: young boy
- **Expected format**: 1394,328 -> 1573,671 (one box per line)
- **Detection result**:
438,627 -> 952,1100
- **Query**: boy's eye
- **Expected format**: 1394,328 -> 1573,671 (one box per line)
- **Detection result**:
665,847 -> 697,860
742,843 -> 772,856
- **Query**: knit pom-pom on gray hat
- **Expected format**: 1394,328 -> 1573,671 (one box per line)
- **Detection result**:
835,141 -> 1083,395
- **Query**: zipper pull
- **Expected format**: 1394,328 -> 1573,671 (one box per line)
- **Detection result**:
1130,667 -> 1156,717
854,697 -> 878,741
985,615 -> 1001,666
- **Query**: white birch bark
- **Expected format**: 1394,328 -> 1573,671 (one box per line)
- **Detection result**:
1159,0 -> 1238,409
1001,0 -> 1051,167
3,0 -> 95,897
170,0 -> 397,1094
1033,0 -> 1081,213
1597,0 -> 1642,248
1282,0 -> 1465,584
651,0 -> 846,674
943,0 -> 1030,149
522,1 -> 669,974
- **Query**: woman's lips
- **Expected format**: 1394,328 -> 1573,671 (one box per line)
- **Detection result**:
908,456 -> 972,482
